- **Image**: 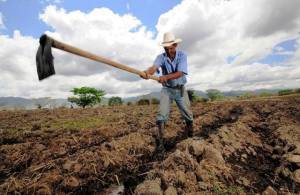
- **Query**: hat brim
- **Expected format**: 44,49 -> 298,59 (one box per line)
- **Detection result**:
160,38 -> 182,47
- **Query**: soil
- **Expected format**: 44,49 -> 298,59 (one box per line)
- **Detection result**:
0,94 -> 299,194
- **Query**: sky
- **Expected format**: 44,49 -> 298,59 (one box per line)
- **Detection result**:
0,0 -> 300,99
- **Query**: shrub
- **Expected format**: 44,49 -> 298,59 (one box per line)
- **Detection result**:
278,89 -> 294,96
151,98 -> 160,104
206,89 -> 224,101
108,96 -> 123,106
137,99 -> 150,105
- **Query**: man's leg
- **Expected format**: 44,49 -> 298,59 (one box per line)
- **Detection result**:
156,88 -> 172,157
175,87 -> 194,137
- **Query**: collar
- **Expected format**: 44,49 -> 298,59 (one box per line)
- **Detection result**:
164,51 -> 178,63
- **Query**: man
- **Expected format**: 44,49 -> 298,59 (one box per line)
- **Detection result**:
141,32 -> 193,155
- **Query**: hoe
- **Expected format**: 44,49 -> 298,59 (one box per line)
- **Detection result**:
36,34 -> 159,81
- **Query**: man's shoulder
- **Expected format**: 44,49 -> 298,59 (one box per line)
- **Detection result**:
177,50 -> 187,57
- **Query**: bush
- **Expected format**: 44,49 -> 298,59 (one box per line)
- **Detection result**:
206,89 -> 224,101
151,98 -> 160,104
278,89 -> 294,96
108,96 -> 123,106
137,99 -> 150,105
196,96 -> 209,103
127,102 -> 132,106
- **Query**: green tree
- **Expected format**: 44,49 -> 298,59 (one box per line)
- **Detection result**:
278,89 -> 294,96
108,96 -> 123,106
206,89 -> 224,101
68,87 -> 105,108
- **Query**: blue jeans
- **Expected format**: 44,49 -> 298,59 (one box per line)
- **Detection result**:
156,86 -> 193,123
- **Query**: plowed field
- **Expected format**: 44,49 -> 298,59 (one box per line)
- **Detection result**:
0,95 -> 299,194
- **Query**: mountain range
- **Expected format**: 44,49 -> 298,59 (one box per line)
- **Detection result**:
0,89 -> 281,110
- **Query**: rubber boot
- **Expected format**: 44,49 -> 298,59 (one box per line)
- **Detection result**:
185,121 -> 193,138
156,121 -> 165,159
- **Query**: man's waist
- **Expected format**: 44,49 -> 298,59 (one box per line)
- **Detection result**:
164,84 -> 184,89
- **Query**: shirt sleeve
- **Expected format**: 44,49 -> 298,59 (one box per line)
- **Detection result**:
153,54 -> 163,68
177,52 -> 188,75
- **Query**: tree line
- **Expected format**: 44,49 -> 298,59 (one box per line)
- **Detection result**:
66,87 -> 300,108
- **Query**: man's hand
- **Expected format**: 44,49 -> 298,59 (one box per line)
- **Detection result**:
158,75 -> 168,83
140,71 -> 150,79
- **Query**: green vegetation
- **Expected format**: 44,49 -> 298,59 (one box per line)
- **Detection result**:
187,89 -> 197,102
151,98 -> 160,104
278,89 -> 295,96
238,92 -> 255,100
259,92 -> 273,97
206,89 -> 224,101
68,87 -> 105,108
108,96 -> 123,106
212,183 -> 244,195
137,99 -> 150,105
51,116 -> 105,131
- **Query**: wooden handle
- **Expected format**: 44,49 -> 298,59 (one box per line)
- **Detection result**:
50,37 -> 159,81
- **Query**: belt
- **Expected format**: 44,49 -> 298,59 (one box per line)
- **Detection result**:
164,85 -> 184,97
164,84 -> 184,89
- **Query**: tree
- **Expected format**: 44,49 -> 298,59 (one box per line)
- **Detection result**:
68,87 -> 105,108
206,89 -> 224,101
108,96 -> 123,106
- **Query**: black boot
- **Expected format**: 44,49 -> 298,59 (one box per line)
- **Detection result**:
185,121 -> 193,138
156,121 -> 165,159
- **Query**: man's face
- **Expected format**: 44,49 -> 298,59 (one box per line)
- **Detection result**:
164,43 -> 177,57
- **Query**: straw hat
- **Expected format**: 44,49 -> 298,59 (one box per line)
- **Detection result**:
160,32 -> 182,47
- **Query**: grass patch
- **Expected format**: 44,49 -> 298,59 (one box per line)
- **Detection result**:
212,182 -> 244,195
50,116 -> 106,131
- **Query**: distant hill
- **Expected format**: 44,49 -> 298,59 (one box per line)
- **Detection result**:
0,89 -> 283,110
0,97 -> 71,110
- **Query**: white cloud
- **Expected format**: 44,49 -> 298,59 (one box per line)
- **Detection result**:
156,0 -> 300,91
0,6 -> 160,98
1,1 -> 300,99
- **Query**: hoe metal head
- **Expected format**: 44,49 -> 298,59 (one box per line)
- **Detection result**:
36,34 -> 55,81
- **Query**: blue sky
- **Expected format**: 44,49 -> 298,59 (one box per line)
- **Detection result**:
0,0 -> 181,37
0,0 -> 299,98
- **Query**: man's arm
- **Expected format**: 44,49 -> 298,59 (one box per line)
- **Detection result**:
141,66 -> 183,83
158,71 -> 183,83
141,65 -> 158,79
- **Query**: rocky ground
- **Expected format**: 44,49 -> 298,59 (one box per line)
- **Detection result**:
0,94 -> 299,194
